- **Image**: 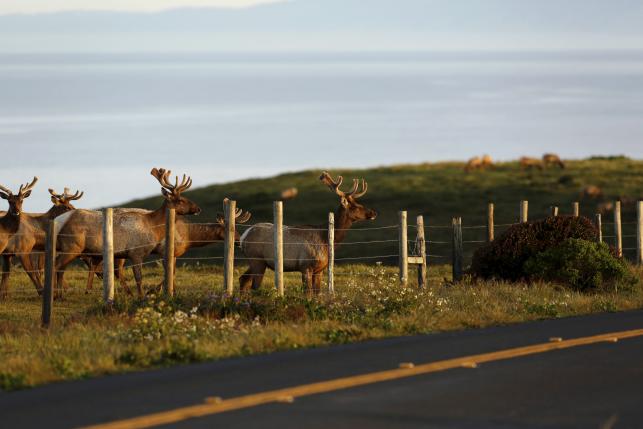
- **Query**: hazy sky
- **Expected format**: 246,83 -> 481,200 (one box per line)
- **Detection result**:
0,0 -> 285,14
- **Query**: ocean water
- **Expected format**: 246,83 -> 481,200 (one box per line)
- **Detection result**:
1,51 -> 642,211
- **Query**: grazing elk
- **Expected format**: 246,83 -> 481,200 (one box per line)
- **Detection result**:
481,154 -> 494,169
520,156 -> 543,170
543,153 -> 565,169
55,168 -> 201,297
464,156 -> 483,172
0,178 -> 38,299
1,188 -> 83,296
239,171 -> 377,294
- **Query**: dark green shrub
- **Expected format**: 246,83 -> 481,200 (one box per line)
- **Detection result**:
471,215 -> 598,281
524,239 -> 636,291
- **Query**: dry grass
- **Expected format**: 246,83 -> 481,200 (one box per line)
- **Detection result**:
0,263 -> 642,390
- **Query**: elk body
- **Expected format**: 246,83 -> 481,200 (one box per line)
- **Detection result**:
1,188 -> 83,296
239,172 -> 377,294
0,178 -> 38,299
543,153 -> 565,169
55,168 -> 201,297
520,156 -> 543,170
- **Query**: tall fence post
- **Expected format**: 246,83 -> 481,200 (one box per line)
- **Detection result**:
416,215 -> 427,289
637,201 -> 643,265
572,202 -> 580,217
164,207 -> 175,297
452,217 -> 463,282
487,203 -> 494,242
223,200 -> 236,296
398,211 -> 408,285
327,212 -> 335,294
102,208 -> 115,304
41,219 -> 56,328
551,206 -> 559,217
614,201 -> 622,258
595,213 -> 602,243
273,201 -> 284,297
520,200 -> 528,223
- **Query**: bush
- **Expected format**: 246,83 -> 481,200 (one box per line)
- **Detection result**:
471,215 -> 598,281
524,239 -> 636,291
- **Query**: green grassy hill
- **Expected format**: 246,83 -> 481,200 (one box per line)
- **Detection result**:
124,157 -> 643,264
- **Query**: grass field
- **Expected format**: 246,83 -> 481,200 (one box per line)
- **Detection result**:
1,262 -> 642,391
1,157 -> 642,390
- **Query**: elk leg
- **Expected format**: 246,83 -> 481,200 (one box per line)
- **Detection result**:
312,271 -> 323,295
0,255 -> 11,299
240,261 -> 266,293
55,251 -> 81,300
302,268 -> 313,296
19,253 -> 43,294
131,261 -> 144,298
116,259 -> 132,295
85,258 -> 98,293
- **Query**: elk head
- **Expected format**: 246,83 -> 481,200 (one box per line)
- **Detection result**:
49,187 -> 83,210
0,177 -> 38,216
151,168 -> 201,215
319,171 -> 377,221
216,198 -> 252,240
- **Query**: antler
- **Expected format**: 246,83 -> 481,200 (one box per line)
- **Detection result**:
18,177 -> 38,197
319,171 -> 367,199
49,187 -> 84,201
217,198 -> 252,224
151,167 -> 193,195
0,183 -> 13,196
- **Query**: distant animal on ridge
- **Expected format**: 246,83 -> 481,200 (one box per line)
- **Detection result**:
520,157 -> 543,170
543,153 -> 565,169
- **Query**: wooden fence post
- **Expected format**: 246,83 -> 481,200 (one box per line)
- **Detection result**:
572,202 -> 580,217
614,201 -> 622,258
223,200 -> 236,296
273,201 -> 284,297
551,206 -> 559,217
637,201 -> 642,265
416,215 -> 427,289
452,217 -> 463,282
327,212 -> 335,294
41,219 -> 56,328
595,213 -> 602,243
520,200 -> 528,223
487,203 -> 494,242
102,208 -> 115,304
398,211 -> 408,285
164,207 -> 175,297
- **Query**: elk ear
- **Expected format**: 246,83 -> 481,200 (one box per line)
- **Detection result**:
0,192 -> 8,200
340,196 -> 350,208
216,213 -> 225,225
51,196 -> 60,205
22,190 -> 32,199
161,188 -> 171,199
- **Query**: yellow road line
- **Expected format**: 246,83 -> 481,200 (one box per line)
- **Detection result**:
81,328 -> 643,429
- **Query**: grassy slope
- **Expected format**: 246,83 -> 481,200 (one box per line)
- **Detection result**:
127,157 -> 643,262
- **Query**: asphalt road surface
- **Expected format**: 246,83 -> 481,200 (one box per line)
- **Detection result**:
2,310 -> 643,429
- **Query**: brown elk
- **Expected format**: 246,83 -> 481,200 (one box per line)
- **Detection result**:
464,156 -> 483,172
1,188 -> 83,297
280,187 -> 298,200
481,154 -> 494,169
543,153 -> 565,169
581,185 -> 603,200
0,178 -> 38,299
239,171 -> 377,294
55,168 -> 201,297
85,200 -> 251,294
520,156 -> 543,170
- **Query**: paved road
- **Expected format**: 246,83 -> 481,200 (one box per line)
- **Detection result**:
2,310 -> 643,429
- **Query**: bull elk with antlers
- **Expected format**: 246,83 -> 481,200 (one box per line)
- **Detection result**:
1,187 -> 83,297
239,171 -> 377,294
0,178 -> 38,299
55,168 -> 201,297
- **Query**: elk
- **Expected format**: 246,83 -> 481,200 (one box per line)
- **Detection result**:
543,153 -> 565,169
581,185 -> 603,200
85,200 -> 251,294
520,156 -> 543,170
55,168 -> 201,297
1,188 -> 83,296
0,178 -> 38,299
239,171 -> 377,294
464,156 -> 482,172
481,154 -> 494,169
280,187 -> 298,200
